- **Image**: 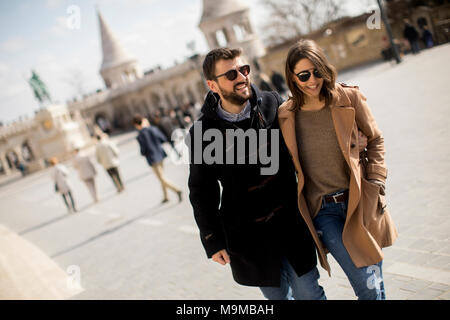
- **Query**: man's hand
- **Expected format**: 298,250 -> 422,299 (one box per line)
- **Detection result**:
358,130 -> 368,152
212,249 -> 230,265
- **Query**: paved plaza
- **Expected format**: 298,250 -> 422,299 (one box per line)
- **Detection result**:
0,44 -> 449,300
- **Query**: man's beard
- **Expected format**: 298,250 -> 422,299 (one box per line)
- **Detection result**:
219,81 -> 252,105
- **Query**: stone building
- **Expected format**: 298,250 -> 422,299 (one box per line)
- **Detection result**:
0,105 -> 91,178
259,13 -> 389,78
69,1 -> 269,133
385,0 -> 450,48
2,0 -> 449,179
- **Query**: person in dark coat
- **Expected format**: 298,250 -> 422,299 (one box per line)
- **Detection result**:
133,115 -> 182,203
258,72 -> 275,92
403,19 -> 420,54
186,47 -> 326,300
152,111 -> 181,158
271,70 -> 288,96
421,25 -> 434,48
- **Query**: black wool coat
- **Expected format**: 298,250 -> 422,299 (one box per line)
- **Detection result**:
187,85 -> 317,287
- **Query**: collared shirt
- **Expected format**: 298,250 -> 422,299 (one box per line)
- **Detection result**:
216,100 -> 251,122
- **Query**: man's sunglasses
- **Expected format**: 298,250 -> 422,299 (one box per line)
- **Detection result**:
215,65 -> 250,81
296,69 -> 323,82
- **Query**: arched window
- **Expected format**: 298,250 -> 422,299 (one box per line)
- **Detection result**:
22,141 -> 34,162
215,29 -> 228,47
151,93 -> 161,108
165,93 -> 173,108
6,151 -> 18,169
185,87 -> 195,104
233,24 -> 246,41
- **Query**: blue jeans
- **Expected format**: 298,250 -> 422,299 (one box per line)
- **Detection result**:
259,257 -> 326,300
313,190 -> 386,300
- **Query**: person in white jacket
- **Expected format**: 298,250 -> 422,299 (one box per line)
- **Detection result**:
49,157 -> 77,213
73,148 -> 98,203
95,135 -> 124,193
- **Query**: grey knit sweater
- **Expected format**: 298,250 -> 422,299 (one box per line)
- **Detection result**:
295,105 -> 350,218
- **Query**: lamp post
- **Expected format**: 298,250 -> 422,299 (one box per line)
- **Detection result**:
377,0 -> 402,64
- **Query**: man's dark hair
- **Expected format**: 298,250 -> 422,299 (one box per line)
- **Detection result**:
132,114 -> 144,126
96,135 -> 102,141
202,47 -> 242,81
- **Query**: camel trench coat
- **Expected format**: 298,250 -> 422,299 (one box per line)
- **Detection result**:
278,83 -> 398,275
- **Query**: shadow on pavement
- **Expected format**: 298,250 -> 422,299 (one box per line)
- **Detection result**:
17,191 -> 118,236
122,170 -> 151,185
50,201 -> 180,258
19,213 -> 72,235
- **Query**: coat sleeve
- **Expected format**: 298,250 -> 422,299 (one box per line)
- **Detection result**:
60,165 -> 69,177
153,127 -> 168,143
136,133 -> 148,156
113,144 -> 119,157
186,124 -> 225,258
351,88 -> 387,183
109,141 -> 119,157
95,147 -> 101,163
89,158 -> 97,176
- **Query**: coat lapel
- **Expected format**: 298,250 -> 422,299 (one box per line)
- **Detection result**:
278,100 -> 304,190
330,87 -> 362,232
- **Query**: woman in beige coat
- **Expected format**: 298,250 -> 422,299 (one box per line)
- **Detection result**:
49,157 -> 77,213
73,148 -> 98,203
278,39 -> 397,299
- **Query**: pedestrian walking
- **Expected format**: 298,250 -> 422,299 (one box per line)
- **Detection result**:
270,70 -> 288,98
73,148 -> 99,203
133,115 -> 182,204
278,39 -> 398,300
421,25 -> 434,48
49,157 -> 77,213
403,19 -> 421,54
152,111 -> 181,158
187,47 -> 327,300
95,135 -> 124,193
258,72 -> 275,92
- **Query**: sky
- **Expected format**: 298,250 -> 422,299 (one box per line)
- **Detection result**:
0,0 -> 372,124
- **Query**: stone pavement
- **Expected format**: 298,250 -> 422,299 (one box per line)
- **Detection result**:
0,44 -> 449,300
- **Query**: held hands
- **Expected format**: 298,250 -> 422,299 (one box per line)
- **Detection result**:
212,249 -> 230,265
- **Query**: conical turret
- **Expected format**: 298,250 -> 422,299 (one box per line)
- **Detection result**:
98,11 -> 142,89
198,0 -> 265,63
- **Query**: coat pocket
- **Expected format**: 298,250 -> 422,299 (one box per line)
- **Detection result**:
361,178 -> 387,246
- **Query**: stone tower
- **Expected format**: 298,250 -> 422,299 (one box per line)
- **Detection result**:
198,0 -> 266,67
98,11 -> 142,89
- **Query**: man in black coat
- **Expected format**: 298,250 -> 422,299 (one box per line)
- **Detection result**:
186,48 -> 326,300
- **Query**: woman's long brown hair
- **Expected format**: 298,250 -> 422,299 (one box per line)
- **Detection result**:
285,39 -> 338,110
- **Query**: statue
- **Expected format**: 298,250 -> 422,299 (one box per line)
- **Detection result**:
28,70 -> 52,105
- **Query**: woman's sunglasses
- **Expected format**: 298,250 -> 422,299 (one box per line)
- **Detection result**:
215,65 -> 250,81
296,69 -> 323,82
